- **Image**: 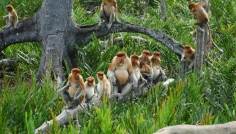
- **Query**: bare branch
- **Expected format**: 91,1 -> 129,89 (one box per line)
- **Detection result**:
75,22 -> 184,57
0,16 -> 38,51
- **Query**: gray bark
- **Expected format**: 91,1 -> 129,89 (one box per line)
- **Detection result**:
160,0 -> 167,21
194,26 -> 205,72
154,121 -> 236,134
0,0 -> 183,83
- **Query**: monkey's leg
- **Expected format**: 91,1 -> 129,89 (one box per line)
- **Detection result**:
107,11 -> 115,29
99,8 -> 106,26
71,90 -> 86,108
120,83 -> 133,97
62,91 -> 73,108
112,85 -> 118,94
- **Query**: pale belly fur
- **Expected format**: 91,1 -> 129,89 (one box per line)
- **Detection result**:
86,87 -> 94,100
103,4 -> 115,17
152,66 -> 161,80
97,82 -> 103,98
134,68 -> 141,80
68,87 -> 77,98
115,69 -> 129,85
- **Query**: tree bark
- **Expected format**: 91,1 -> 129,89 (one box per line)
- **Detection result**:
160,0 -> 167,22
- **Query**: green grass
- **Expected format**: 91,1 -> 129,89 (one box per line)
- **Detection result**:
0,0 -> 236,133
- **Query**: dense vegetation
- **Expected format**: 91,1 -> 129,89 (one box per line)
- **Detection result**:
0,0 -> 235,133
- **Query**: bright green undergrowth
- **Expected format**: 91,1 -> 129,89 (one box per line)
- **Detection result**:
0,0 -> 236,133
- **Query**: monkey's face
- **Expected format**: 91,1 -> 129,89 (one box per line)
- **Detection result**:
153,52 -> 160,61
6,5 -> 13,12
132,59 -> 140,66
116,56 -> 124,66
131,55 -> 140,66
188,3 -> 195,10
73,72 -> 80,80
142,51 -> 150,60
97,73 -> 104,80
184,47 -> 190,54
87,80 -> 94,87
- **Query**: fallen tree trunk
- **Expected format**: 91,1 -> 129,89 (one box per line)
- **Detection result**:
154,121 -> 236,134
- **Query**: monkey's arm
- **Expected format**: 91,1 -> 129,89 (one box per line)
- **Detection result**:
140,73 -> 147,83
99,5 -> 106,22
57,82 -> 70,96
3,15 -> 10,28
107,63 -> 116,85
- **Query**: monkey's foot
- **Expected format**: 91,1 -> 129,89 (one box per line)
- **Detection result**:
107,23 -> 112,30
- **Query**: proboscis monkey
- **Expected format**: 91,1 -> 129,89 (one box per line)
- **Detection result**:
150,52 -> 161,80
150,52 -> 164,84
139,50 -> 151,66
183,45 -> 195,69
84,76 -> 96,103
189,2 -> 208,26
189,2 -> 223,55
130,54 -> 147,83
97,71 -> 111,99
57,68 -> 86,108
99,0 -> 119,29
4,5 -> 18,28
139,50 -> 153,80
107,52 -> 138,99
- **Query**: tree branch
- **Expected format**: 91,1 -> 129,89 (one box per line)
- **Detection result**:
0,16 -> 39,51
75,22 -> 184,57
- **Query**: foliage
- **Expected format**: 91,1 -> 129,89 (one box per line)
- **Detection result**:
0,0 -> 236,133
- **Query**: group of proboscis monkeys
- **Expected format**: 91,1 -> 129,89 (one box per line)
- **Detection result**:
57,50 -> 163,108
3,1 -> 214,106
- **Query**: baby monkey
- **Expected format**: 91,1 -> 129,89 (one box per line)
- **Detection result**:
99,0 -> 120,29
4,5 -> 18,28
97,71 -> 111,100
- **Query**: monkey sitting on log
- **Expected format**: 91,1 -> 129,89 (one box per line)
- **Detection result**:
108,52 -> 138,100
57,68 -> 86,109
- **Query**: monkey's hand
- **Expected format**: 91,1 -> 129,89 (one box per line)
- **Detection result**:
132,81 -> 138,90
143,79 -> 148,84
148,73 -> 153,80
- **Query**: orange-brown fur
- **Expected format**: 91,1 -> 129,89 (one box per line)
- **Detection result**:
67,68 -> 86,104
150,52 -> 161,66
97,71 -> 111,99
100,0 -> 119,29
139,50 -> 151,66
189,2 -> 208,26
5,5 -> 18,28
108,52 -> 133,85
131,54 -> 140,68
140,63 -> 152,74
184,45 -> 195,58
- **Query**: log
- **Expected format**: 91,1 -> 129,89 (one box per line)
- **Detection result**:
154,121 -> 236,134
